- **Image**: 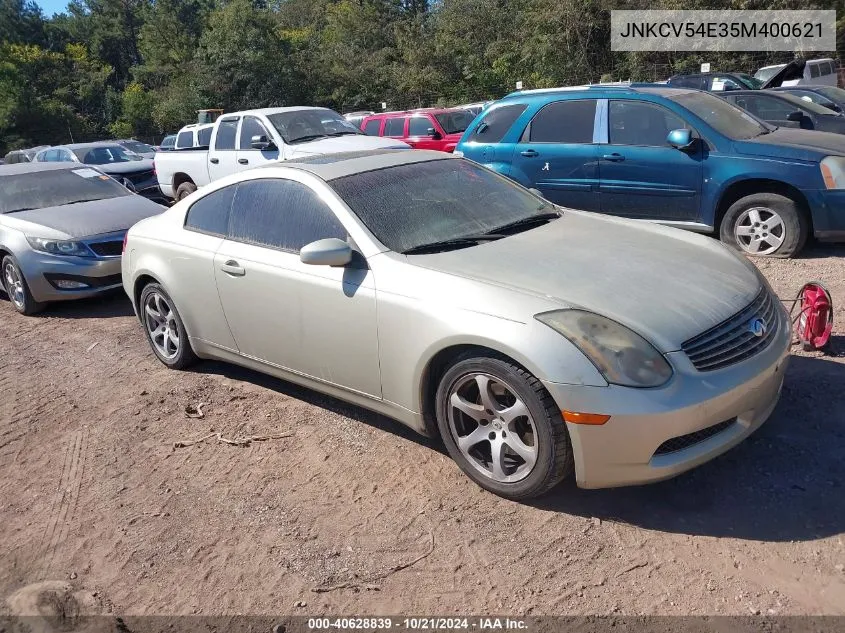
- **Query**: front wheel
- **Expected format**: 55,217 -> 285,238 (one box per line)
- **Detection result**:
435,354 -> 573,500
719,192 -> 807,258
2,255 -> 44,315
139,283 -> 197,369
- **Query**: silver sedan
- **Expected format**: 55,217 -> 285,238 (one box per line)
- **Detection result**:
122,150 -> 791,499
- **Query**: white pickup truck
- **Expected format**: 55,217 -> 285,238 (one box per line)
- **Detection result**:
155,106 -> 409,200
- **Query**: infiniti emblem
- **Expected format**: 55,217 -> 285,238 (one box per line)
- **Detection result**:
748,318 -> 767,338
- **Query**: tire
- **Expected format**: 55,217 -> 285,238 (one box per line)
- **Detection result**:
719,192 -> 807,258
175,181 -> 197,201
435,353 -> 572,500
2,255 -> 45,315
139,282 -> 197,370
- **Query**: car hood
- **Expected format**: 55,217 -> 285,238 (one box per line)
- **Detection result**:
88,159 -> 154,175
4,195 -> 164,240
407,211 -> 762,352
734,127 -> 845,160
287,135 -> 410,157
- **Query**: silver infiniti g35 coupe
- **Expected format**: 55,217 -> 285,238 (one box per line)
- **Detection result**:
122,150 -> 791,500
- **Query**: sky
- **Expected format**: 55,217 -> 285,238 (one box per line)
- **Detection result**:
35,0 -> 71,17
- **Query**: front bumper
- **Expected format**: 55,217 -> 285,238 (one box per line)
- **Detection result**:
18,250 -> 123,303
542,301 -> 792,489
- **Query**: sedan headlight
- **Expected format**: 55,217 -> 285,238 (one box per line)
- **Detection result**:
820,156 -> 845,189
536,310 -> 673,388
27,237 -> 92,257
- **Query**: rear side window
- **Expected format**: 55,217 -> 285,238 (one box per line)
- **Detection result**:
471,104 -> 527,142
810,64 -> 821,78
229,179 -> 346,252
384,118 -> 406,137
215,119 -> 239,150
363,119 -> 381,136
185,185 -> 235,237
408,116 -> 432,136
197,127 -> 212,146
176,130 -> 193,148
525,100 -> 596,143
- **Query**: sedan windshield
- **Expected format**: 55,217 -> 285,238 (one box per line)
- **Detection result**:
814,86 -> 845,103
329,159 -> 557,254
434,110 -> 475,134
0,168 -> 131,214
775,92 -> 841,115
267,109 -> 363,144
75,145 -> 143,165
670,91 -> 770,139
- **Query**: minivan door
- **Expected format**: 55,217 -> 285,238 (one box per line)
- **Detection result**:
510,99 -> 601,211
597,100 -> 702,221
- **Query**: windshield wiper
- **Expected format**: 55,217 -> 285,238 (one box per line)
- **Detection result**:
287,134 -> 329,144
485,211 -> 561,235
401,234 -> 505,255
327,131 -> 362,136
64,198 -> 105,205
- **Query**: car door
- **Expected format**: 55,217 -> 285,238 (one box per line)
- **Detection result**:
510,98 -> 601,211
597,99 -> 702,221
458,103 -> 528,172
208,117 -> 241,181
383,116 -> 407,143
405,115 -> 442,150
213,177 -> 381,397
235,115 -> 280,172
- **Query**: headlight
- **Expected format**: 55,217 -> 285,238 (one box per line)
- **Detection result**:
820,156 -> 845,189
27,237 -> 92,257
536,310 -> 673,388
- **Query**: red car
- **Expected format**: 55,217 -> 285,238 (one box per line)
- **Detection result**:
360,108 -> 476,152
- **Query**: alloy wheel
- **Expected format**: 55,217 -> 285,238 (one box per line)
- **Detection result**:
3,262 -> 25,310
447,372 -> 538,483
734,206 -> 786,255
143,291 -> 180,360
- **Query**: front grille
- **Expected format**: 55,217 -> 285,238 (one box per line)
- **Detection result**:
654,418 -> 736,456
682,288 -> 779,372
88,240 -> 123,257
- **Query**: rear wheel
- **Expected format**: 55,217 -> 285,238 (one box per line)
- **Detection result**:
435,353 -> 572,500
2,255 -> 44,315
175,181 -> 197,201
139,283 -> 197,369
719,192 -> 807,258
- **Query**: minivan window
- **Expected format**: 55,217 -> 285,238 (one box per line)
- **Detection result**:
609,101 -> 687,147
384,118 -> 406,137
471,104 -> 528,142
525,100 -> 596,144
215,119 -> 239,150
184,184 -> 235,237
669,91 -> 768,140
228,179 -> 346,252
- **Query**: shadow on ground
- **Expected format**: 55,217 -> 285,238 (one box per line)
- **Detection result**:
0,289 -> 134,319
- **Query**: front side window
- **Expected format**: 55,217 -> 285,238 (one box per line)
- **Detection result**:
214,119 -> 239,150
408,116 -> 432,136
229,179 -> 346,252
0,168 -> 131,214
184,185 -> 235,237
238,116 -> 271,150
669,91 -> 769,140
525,99 -> 596,144
609,101 -> 687,146
363,119 -> 381,136
433,110 -> 474,134
384,117 -> 406,137
470,103 -> 527,142
329,159 -> 556,254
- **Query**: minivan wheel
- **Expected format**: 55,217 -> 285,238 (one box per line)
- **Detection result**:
139,283 -> 197,369
719,192 -> 807,258
435,353 -> 572,500
175,181 -> 197,201
2,255 -> 44,315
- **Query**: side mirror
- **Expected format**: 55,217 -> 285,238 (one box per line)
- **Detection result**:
250,134 -> 275,151
667,128 -> 694,149
300,238 -> 352,267
426,127 -> 441,139
786,110 -> 804,122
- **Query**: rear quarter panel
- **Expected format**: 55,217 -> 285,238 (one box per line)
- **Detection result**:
154,150 -> 212,195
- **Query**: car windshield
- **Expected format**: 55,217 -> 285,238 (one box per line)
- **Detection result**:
434,110 -> 475,134
121,141 -> 154,154
775,92 -> 839,115
0,168 -> 131,214
266,109 -> 363,144
329,159 -> 558,253
815,86 -> 845,102
670,91 -> 770,139
754,65 -> 785,82
736,73 -> 763,89
76,145 -> 143,164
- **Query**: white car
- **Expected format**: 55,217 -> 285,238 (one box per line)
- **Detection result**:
154,107 -> 409,201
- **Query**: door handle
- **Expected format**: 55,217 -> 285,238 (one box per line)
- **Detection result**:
210,157 -> 219,164
520,149 -> 539,157
238,158 -> 249,165
602,153 -> 625,162
220,260 -> 245,276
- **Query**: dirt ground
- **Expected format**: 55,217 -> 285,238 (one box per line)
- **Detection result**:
1,246 -> 844,619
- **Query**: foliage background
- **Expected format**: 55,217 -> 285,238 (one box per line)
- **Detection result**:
1,0 -> 843,153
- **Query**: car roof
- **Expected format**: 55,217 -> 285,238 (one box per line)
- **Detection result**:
0,162 -> 82,176
500,84 -> 698,101
221,106 -> 335,118
52,142 -> 127,150
260,149 -> 454,181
